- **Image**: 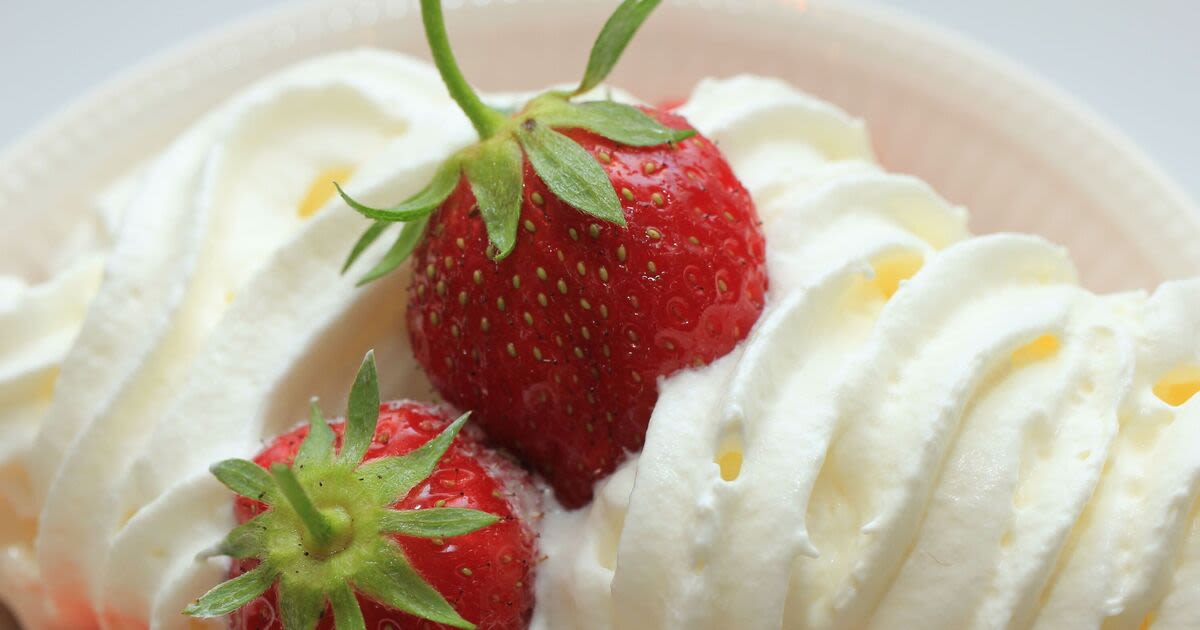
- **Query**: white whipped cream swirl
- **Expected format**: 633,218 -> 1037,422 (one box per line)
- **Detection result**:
534,77 -> 1200,630
1,50 -> 472,629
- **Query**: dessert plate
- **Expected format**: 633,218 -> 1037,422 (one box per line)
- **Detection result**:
0,2 -> 1197,625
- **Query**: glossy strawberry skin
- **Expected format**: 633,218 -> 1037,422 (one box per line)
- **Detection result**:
228,401 -> 539,630
408,108 -> 767,507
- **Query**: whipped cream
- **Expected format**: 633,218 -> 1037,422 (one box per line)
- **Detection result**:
533,78 -> 1200,630
3,50 -> 1200,630
0,49 -> 475,629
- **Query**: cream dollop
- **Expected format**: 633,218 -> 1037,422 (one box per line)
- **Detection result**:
0,49 -> 476,629
534,77 -> 1200,630
0,255 -> 105,630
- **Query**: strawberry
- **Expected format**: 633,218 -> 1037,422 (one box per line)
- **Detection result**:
184,352 -> 539,630
338,0 -> 766,507
403,116 -> 764,507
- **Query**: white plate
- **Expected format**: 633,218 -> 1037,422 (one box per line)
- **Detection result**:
1,1 -> 1199,627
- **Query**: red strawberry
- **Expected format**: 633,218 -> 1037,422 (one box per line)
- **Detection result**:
405,113 -> 764,506
184,352 -> 539,630
338,0 -> 766,507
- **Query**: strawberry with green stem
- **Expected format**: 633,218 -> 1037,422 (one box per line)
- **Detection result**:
184,352 -> 538,629
340,0 -> 767,506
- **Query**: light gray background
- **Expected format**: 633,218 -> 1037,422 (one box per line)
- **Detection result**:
0,0 -> 1197,200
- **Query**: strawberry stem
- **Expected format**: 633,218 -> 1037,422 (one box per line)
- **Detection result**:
420,0 -> 506,139
270,463 -> 336,552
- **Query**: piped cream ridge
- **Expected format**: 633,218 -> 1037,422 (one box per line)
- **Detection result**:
533,77 -> 1200,630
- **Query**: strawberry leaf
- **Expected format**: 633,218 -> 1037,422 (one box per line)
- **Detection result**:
200,515 -> 268,560
356,215 -> 430,287
329,583 -> 366,630
575,0 -> 662,95
358,413 -> 470,506
336,159 -> 461,222
339,351 -> 380,466
517,122 -> 625,226
211,459 -> 275,504
354,542 -> 474,629
184,564 -> 278,617
537,100 -> 695,146
465,136 -> 525,260
295,398 -> 335,467
279,576 -> 326,630
379,508 -> 500,538
342,220 -> 389,274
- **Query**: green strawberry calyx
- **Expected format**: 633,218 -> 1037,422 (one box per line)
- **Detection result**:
337,0 -> 695,284
183,351 -> 496,630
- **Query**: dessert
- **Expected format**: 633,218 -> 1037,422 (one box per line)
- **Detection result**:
2,0 -> 1200,629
